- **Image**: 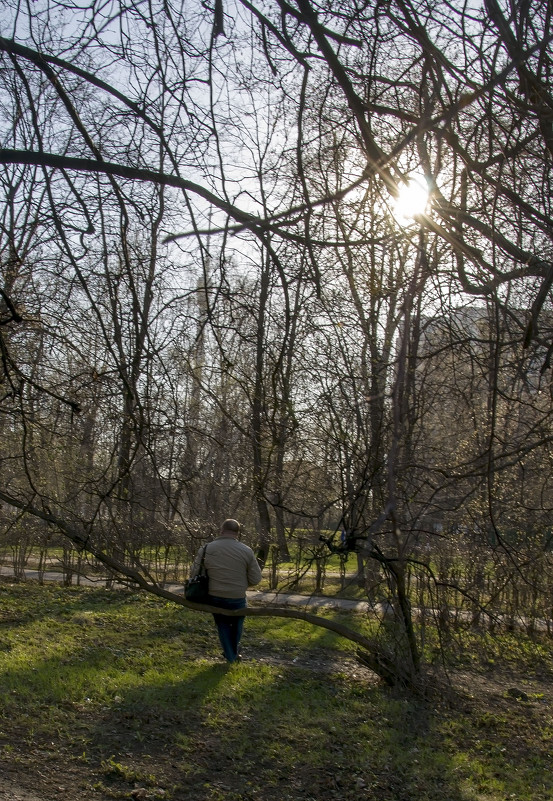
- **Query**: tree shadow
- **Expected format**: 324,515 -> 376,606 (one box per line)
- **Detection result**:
1,584 -> 549,801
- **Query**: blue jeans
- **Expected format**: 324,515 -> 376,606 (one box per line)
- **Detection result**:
208,595 -> 247,662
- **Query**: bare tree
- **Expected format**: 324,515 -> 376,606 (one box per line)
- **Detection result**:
2,0 -> 553,686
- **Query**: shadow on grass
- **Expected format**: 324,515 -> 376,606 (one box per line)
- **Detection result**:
0,581 -> 550,801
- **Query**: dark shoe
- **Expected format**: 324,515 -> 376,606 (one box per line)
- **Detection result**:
226,653 -> 241,664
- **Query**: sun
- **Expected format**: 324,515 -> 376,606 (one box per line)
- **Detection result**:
393,173 -> 430,225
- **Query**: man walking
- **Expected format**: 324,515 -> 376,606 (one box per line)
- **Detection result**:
190,519 -> 262,663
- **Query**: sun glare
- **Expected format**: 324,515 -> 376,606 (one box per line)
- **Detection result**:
393,174 -> 430,225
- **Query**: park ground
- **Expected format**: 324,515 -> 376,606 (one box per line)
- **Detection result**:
0,578 -> 552,801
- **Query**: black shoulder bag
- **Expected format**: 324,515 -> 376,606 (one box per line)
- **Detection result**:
185,545 -> 209,603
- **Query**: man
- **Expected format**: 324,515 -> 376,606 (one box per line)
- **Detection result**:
190,519 -> 262,663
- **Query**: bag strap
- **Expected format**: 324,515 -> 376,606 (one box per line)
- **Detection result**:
199,543 -> 208,574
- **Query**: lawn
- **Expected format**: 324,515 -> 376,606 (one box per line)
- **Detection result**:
0,579 -> 551,801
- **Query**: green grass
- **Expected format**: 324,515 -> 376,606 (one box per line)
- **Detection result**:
0,580 -> 552,801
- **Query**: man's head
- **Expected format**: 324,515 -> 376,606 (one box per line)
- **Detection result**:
221,518 -> 241,536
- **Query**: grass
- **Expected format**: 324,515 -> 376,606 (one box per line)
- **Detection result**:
0,579 -> 552,801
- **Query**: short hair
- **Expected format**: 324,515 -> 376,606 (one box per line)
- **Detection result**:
221,518 -> 241,534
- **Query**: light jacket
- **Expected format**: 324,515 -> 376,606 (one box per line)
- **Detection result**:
191,536 -> 262,599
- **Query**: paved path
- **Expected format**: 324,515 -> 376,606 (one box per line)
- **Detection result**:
4,565 -> 550,629
246,588 -> 369,611
0,564 -> 369,611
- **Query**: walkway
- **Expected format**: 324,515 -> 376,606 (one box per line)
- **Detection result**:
0,565 -> 369,612
3,564 -> 549,630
